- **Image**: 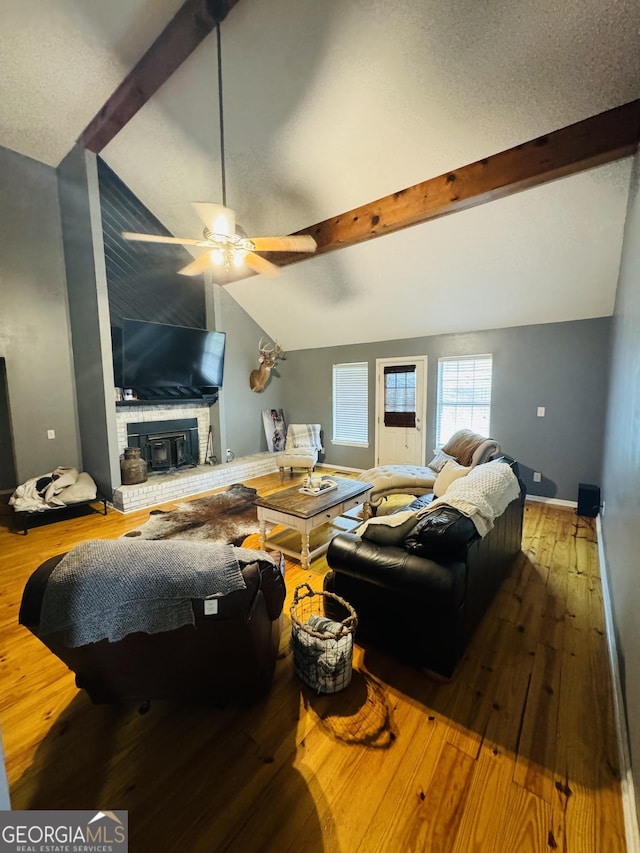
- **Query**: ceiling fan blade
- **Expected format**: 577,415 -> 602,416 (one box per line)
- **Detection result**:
250,235 -> 317,253
244,252 -> 280,277
178,253 -> 213,276
192,202 -> 236,237
122,231 -> 203,247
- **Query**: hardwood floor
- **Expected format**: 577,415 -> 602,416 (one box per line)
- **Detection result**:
0,473 -> 626,852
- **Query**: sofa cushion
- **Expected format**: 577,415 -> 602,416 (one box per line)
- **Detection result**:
404,506 -> 478,561
358,464 -> 438,507
56,472 -> 98,505
401,494 -> 436,513
433,460 -> 470,497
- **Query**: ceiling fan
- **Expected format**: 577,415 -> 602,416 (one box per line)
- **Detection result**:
122,21 -> 316,280
122,202 -> 316,278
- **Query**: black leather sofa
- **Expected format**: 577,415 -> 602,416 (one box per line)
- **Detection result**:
325,463 -> 525,678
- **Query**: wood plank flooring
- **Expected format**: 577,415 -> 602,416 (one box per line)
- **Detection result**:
0,473 -> 626,852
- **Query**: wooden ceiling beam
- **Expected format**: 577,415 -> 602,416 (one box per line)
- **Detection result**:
265,99 -> 640,268
80,0 -> 240,153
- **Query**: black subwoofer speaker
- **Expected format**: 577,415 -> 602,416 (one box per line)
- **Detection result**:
577,483 -> 600,517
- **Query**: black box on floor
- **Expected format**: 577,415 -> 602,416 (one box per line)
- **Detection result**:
577,483 -> 600,517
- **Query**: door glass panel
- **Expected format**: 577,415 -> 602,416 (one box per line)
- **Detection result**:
384,365 -> 416,427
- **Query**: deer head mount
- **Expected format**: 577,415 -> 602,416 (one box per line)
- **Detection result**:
249,337 -> 285,393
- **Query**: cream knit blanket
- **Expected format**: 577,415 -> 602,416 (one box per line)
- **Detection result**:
358,461 -> 520,539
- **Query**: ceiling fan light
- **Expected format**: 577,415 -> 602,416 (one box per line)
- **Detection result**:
209,204 -> 236,238
232,250 -> 246,268
210,248 -> 225,266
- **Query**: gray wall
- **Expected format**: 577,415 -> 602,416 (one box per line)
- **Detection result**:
283,317 -> 610,501
0,145 -> 80,484
58,146 -> 120,499
601,149 -> 640,820
0,359 -> 17,491
213,287 -> 285,460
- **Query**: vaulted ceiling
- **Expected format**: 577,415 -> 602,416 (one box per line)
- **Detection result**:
2,0 -> 640,349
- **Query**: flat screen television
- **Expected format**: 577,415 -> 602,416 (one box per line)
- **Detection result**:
121,319 -> 225,391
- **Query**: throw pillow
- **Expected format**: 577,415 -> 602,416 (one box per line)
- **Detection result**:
404,507 -> 477,561
427,448 -> 455,473
286,424 -> 323,452
442,429 -> 484,467
433,459 -> 470,498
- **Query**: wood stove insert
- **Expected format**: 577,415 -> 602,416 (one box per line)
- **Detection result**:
126,418 -> 199,472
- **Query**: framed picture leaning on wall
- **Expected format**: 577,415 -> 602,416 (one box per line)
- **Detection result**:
262,409 -> 287,452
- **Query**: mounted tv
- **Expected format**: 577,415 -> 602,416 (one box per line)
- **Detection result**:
122,319 -> 225,392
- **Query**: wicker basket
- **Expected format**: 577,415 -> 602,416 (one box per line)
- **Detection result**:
290,583 -> 357,694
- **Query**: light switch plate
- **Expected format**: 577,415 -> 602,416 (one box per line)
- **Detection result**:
47,429 -> 55,439
537,407 -> 545,417
533,472 -> 542,482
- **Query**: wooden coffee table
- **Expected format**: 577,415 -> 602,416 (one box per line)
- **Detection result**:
254,476 -> 372,569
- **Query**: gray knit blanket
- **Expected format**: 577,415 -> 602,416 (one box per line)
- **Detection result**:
38,539 -> 256,647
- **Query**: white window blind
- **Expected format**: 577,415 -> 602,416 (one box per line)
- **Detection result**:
436,354 -> 492,446
333,362 -> 368,446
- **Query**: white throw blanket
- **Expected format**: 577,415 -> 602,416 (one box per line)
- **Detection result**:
9,466 -> 79,512
357,460 -> 520,539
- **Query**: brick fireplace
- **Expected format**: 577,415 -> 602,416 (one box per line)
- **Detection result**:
111,401 -> 279,513
115,403 -> 211,466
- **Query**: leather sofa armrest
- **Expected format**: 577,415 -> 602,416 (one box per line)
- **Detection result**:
326,533 -> 464,597
19,554 -> 65,630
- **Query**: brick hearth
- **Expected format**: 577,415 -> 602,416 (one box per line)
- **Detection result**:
111,452 -> 279,512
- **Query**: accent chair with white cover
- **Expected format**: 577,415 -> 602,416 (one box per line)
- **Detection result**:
276,424 -> 323,480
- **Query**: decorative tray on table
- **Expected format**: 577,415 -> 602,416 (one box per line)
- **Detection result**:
299,479 -> 338,496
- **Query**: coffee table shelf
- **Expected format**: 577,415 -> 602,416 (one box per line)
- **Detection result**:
254,476 -> 372,569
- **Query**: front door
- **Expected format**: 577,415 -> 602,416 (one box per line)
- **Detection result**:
375,356 -> 427,466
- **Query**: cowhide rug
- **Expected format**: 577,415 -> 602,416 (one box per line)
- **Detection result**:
123,483 -> 272,546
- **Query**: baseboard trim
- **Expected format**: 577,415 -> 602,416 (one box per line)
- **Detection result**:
596,515 -> 640,853
525,494 -> 577,508
317,463 -> 364,474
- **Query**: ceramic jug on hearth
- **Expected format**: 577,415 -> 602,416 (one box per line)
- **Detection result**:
120,446 -> 147,485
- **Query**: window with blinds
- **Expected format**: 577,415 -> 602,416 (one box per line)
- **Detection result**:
436,354 -> 492,446
383,364 -> 416,427
332,362 -> 369,446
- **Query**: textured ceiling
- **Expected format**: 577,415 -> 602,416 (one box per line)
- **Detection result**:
2,0 -> 640,349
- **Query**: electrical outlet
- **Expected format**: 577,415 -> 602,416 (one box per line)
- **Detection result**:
537,406 -> 545,417
533,472 -> 542,482
47,429 -> 55,440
